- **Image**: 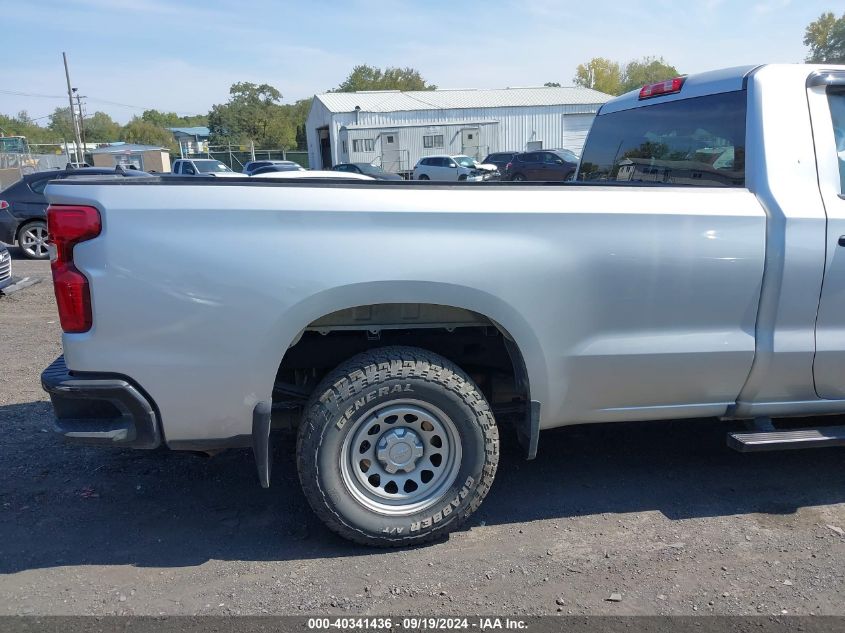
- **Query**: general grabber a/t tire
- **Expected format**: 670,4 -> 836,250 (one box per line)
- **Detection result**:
296,346 -> 499,547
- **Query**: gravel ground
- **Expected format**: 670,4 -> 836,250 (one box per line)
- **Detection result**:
1,248 -> 845,617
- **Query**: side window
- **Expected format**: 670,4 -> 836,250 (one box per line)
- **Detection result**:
29,178 -> 49,194
445,158 -> 457,168
352,139 -> 375,152
423,135 -> 444,149
578,90 -> 747,187
521,153 -> 538,163
336,164 -> 349,172
829,90 -> 845,194
543,153 -> 559,164
172,162 -> 181,174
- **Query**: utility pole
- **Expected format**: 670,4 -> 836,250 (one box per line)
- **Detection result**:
62,52 -> 83,164
74,90 -> 86,161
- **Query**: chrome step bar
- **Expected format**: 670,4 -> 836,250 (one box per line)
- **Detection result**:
728,423 -> 845,452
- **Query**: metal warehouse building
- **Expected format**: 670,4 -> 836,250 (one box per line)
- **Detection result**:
305,86 -> 612,174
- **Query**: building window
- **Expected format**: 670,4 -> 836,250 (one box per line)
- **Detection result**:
352,138 -> 375,152
423,134 -> 444,149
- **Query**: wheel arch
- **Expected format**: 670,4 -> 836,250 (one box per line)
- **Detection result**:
266,281 -> 548,450
16,217 -> 47,238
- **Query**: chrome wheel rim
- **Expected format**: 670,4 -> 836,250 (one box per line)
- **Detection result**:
340,399 -> 462,516
21,225 -> 48,258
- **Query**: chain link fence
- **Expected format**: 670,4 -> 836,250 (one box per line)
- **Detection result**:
189,145 -> 309,172
0,150 -> 72,189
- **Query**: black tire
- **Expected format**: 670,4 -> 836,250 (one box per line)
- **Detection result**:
511,173 -> 526,182
418,174 -> 430,180
17,220 -> 49,260
297,346 -> 499,547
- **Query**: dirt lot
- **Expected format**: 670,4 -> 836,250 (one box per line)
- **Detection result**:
1,249 -> 845,617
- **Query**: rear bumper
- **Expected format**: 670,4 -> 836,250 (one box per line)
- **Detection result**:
40,355 -> 162,449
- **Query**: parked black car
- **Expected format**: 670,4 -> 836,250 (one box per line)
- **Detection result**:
0,167 -> 152,259
503,149 -> 579,182
243,160 -> 305,175
481,152 -> 519,174
0,242 -> 12,291
250,163 -> 306,176
332,163 -> 403,180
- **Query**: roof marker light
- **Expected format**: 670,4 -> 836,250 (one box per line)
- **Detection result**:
639,77 -> 686,100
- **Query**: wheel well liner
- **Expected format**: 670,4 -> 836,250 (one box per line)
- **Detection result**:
275,301 -> 540,458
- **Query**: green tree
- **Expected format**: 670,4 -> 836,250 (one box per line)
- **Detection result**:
140,109 -> 208,128
47,107 -> 76,140
0,111 -> 56,144
285,98 -> 312,150
574,56 -> 680,96
543,82 -> 562,87
620,57 -> 680,93
804,11 -> 845,63
333,65 -> 436,92
573,58 -> 624,95
120,118 -> 177,150
83,111 -> 121,142
208,82 -> 290,147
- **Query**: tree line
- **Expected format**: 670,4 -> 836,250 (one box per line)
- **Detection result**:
1,11 -> 842,154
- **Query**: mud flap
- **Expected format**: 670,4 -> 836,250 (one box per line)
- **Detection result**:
517,400 -> 541,460
252,401 -> 272,488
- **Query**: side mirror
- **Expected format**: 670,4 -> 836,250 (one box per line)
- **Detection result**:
449,163 -> 458,168
185,167 -> 195,175
555,159 -> 564,165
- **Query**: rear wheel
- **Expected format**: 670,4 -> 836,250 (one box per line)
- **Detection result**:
418,174 -> 430,180
511,173 -> 526,182
296,346 -> 499,547
18,221 -> 49,259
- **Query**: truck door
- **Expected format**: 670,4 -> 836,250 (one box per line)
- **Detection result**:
810,73 -> 845,399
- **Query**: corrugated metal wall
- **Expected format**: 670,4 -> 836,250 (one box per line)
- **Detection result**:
308,101 -> 603,171
343,121 -> 500,170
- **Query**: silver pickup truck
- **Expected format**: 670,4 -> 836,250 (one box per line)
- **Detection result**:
41,64 -> 845,546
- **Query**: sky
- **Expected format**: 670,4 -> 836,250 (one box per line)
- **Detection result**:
0,0 -> 835,124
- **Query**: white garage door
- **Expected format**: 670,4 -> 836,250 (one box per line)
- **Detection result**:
562,114 -> 596,155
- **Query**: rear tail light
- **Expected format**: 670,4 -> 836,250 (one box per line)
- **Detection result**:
47,205 -> 101,333
639,77 -> 685,100
0,200 -> 8,210
505,162 -> 513,171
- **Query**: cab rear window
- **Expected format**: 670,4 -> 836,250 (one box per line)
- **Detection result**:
578,90 -> 747,187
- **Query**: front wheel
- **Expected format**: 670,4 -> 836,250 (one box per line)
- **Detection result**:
511,173 -> 526,182
296,347 -> 499,547
18,221 -> 49,259
417,174 -> 430,180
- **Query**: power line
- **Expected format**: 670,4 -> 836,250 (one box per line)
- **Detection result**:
85,96 -> 203,117
0,89 -> 66,99
2,88 -> 205,118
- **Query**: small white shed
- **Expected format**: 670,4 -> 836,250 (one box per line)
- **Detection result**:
306,86 -> 612,173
